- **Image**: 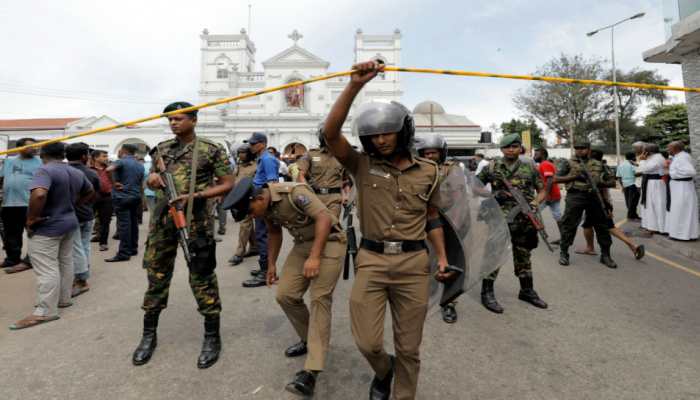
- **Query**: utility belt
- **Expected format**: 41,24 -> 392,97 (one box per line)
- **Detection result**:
671,177 -> 693,181
313,187 -> 342,195
360,238 -> 427,255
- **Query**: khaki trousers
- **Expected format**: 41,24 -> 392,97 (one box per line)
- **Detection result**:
276,240 -> 345,371
350,248 -> 430,400
29,230 -> 78,317
234,216 -> 257,257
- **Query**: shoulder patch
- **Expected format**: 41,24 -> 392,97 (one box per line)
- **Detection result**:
295,194 -> 311,207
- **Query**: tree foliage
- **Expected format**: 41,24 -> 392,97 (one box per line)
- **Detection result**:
500,118 -> 544,147
643,103 -> 689,147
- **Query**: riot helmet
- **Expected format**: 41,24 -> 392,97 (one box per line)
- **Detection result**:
236,143 -> 254,162
415,133 -> 448,163
352,101 -> 415,156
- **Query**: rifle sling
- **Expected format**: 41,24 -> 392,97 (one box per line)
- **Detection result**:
186,137 -> 199,231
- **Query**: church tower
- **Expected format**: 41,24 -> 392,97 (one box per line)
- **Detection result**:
353,29 -> 403,104
198,28 -> 256,105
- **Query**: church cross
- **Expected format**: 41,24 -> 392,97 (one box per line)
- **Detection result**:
288,29 -> 303,45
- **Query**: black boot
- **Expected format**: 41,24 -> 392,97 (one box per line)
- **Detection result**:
518,277 -> 548,309
600,250 -> 617,269
369,355 -> 395,400
197,316 -> 221,369
132,313 -> 159,366
285,370 -> 317,397
480,279 -> 503,314
559,248 -> 570,266
441,303 -> 457,323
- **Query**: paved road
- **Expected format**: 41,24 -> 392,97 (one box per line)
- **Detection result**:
1,191 -> 699,400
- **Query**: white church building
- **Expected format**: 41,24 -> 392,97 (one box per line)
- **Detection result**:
1,28 -> 484,158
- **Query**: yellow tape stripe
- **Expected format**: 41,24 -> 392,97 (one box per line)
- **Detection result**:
646,251 -> 700,279
2,66 -> 698,156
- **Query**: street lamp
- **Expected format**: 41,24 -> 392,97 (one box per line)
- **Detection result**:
587,12 -> 646,166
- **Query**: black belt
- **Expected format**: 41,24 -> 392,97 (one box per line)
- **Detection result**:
313,187 -> 342,195
641,174 -> 664,207
671,177 -> 693,181
360,238 -> 427,255
667,177 -> 693,211
645,174 -> 663,180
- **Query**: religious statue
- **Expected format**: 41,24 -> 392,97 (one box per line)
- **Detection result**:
285,82 -> 304,109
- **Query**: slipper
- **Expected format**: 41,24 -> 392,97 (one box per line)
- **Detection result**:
4,263 -> 32,274
634,245 -> 645,260
58,301 -> 73,308
574,249 -> 597,255
71,286 -> 90,298
9,315 -> 59,330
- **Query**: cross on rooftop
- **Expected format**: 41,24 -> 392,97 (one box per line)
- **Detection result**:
288,29 -> 303,45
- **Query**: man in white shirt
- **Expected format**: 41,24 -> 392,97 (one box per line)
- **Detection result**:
474,153 -> 489,175
638,143 -> 667,234
665,141 -> 698,240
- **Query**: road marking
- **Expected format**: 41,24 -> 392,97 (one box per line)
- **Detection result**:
616,218 -> 700,279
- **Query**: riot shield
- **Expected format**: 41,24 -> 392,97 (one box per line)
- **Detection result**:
427,165 -> 511,309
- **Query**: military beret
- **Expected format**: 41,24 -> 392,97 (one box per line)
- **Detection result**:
163,101 -> 198,118
499,133 -> 522,148
573,141 -> 591,149
222,177 -> 255,222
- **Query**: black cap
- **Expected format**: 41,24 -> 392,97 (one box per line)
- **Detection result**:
222,177 -> 255,222
245,132 -> 267,145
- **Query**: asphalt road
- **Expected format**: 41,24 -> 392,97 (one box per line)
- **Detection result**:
1,191 -> 699,400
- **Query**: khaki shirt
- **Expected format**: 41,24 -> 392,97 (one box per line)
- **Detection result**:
297,148 -> 345,218
265,183 -> 344,243
342,150 -> 441,242
234,161 -> 257,184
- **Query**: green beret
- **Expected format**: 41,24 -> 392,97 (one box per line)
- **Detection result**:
499,133 -> 522,148
573,141 -> 590,149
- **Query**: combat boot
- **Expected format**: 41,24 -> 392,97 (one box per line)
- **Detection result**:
197,316 -> 222,369
132,312 -> 159,366
559,248 -> 570,266
480,279 -> 503,314
518,277 -> 548,309
600,250 -> 617,269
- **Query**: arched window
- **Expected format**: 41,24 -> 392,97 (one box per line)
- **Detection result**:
215,54 -> 232,80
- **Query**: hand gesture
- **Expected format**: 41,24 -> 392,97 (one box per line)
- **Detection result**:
350,61 -> 384,86
303,256 -> 321,279
267,265 -> 278,287
434,259 -> 455,282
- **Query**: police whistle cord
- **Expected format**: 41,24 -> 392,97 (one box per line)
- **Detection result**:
2,66 -> 698,157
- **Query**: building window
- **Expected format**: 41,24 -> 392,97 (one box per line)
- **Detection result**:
217,69 -> 229,79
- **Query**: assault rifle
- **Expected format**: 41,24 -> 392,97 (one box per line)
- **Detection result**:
155,153 -> 192,266
500,178 -> 554,252
342,201 -> 357,280
577,159 -> 612,219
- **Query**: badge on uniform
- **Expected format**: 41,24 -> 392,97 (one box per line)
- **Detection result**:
369,168 -> 391,179
295,195 -> 311,207
312,157 -> 322,162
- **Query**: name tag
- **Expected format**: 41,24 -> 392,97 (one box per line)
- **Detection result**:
369,168 -> 391,179
312,157 -> 322,162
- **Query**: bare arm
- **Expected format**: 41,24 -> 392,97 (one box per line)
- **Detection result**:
26,188 -> 48,229
426,206 -> 449,280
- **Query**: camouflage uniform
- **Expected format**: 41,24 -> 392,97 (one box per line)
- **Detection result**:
477,158 -> 544,280
142,137 -> 232,317
558,157 -> 615,253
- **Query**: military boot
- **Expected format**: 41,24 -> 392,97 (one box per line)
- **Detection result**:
480,279 -> 503,314
197,316 -> 222,369
132,313 -> 159,366
518,277 -> 548,309
559,247 -> 570,266
600,249 -> 617,269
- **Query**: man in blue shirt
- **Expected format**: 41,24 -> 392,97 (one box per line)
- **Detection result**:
0,138 -> 42,273
242,132 -> 279,288
616,151 -> 641,220
105,144 -> 145,262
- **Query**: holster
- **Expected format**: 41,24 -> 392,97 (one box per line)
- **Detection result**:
188,236 -> 217,275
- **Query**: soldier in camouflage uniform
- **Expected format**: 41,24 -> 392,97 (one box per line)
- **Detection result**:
229,144 -> 258,266
296,127 -> 346,219
555,141 -> 617,268
132,102 -> 234,369
415,133 -> 464,324
477,133 -> 548,313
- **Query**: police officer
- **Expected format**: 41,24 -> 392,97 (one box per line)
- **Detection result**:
296,126 -> 346,219
323,61 -> 450,400
477,133 -> 548,313
229,144 -> 258,266
132,101 -> 234,369
415,133 -> 461,324
225,177 -> 345,397
556,141 -> 617,268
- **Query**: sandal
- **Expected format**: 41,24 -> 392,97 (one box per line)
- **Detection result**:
634,245 -> 645,260
4,263 -> 32,274
574,248 -> 597,255
71,285 -> 90,298
9,315 -> 59,330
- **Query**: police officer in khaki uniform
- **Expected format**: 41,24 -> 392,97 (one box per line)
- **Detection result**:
224,177 -> 345,397
229,144 -> 258,266
323,61 -> 450,400
296,128 -> 346,219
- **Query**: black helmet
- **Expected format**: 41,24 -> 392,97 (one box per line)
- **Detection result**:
414,134 -> 448,163
236,143 -> 254,161
352,101 -> 415,156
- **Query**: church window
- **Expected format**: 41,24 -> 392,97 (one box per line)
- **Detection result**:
217,69 -> 229,79
284,78 -> 305,109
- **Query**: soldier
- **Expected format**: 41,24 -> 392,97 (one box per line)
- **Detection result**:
415,133 -> 461,324
296,126 -> 346,219
323,61 -> 450,400
132,101 -> 234,369
556,141 -> 617,268
229,144 -> 258,266
476,133 -> 548,314
224,177 -> 345,397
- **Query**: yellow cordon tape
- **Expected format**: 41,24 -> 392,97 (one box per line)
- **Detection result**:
2,66 -> 698,156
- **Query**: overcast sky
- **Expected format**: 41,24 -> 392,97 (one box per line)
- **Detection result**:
0,0 -> 684,131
